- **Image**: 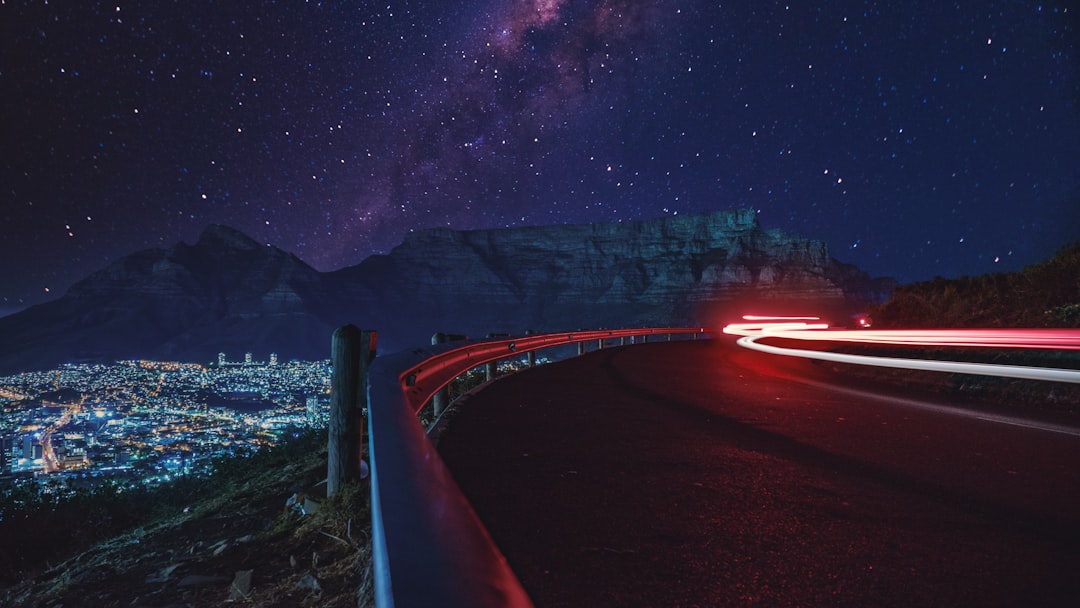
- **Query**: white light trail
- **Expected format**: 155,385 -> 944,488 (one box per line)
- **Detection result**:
724,316 -> 1080,384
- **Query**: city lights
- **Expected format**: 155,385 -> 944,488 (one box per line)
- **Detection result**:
0,355 -> 332,490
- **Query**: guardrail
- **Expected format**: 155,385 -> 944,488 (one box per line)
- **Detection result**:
360,327 -> 710,607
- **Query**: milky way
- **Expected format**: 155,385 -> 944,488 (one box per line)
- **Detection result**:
1,1 -> 1077,314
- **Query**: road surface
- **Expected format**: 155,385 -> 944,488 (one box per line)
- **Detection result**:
436,339 -> 1080,607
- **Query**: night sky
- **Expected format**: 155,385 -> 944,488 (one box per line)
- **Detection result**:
2,1 -> 1078,316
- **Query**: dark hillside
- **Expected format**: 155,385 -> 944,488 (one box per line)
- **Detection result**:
870,242 -> 1080,328
0,431 -> 373,607
849,243 -> 1080,413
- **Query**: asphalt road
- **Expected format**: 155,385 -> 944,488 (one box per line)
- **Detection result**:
436,339 -> 1080,607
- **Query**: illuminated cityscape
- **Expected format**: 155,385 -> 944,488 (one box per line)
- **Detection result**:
0,353 -> 331,489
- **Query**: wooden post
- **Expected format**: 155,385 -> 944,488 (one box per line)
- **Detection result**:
328,325 -> 376,497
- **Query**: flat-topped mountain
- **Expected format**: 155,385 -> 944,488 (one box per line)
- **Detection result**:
336,209 -> 890,340
0,210 -> 892,373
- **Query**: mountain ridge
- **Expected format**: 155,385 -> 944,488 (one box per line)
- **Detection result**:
0,211 -> 893,374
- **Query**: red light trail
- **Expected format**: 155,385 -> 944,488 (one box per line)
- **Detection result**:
723,316 -> 1080,384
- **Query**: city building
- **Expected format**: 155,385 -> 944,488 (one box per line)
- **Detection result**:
0,357 -> 332,487
306,396 -> 324,427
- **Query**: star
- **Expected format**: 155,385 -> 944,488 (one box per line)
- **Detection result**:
0,0 -> 1076,312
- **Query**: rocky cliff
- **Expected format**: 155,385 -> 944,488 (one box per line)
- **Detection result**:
332,209 -> 890,349
0,210 -> 892,373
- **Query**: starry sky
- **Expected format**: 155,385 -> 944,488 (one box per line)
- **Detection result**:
1,0 -> 1078,316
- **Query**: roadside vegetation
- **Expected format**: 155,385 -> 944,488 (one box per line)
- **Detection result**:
0,428 -> 373,607
869,242 -> 1080,328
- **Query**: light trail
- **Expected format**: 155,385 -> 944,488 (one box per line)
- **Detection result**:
723,316 -> 1080,384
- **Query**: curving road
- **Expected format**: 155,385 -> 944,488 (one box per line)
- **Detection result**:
436,339 -> 1080,607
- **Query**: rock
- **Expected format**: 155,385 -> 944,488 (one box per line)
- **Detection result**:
285,492 -> 320,516
227,569 -> 253,601
144,563 -> 182,584
296,572 -> 321,593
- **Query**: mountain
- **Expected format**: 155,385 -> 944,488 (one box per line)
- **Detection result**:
0,226 -> 345,374
333,209 -> 892,345
0,211 -> 892,374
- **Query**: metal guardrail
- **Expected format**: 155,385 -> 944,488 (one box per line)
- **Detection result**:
365,327 -> 709,607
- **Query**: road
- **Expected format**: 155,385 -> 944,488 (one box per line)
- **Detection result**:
39,395 -> 82,472
436,339 -> 1080,607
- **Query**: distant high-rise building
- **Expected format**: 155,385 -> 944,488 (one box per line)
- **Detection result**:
218,352 -> 227,366
306,396 -> 322,427
269,353 -> 278,366
244,352 -> 253,366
